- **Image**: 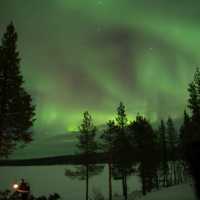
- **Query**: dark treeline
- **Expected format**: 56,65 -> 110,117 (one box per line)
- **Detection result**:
66,68 -> 200,200
0,153 -> 107,166
66,103 -> 186,200
1,22 -> 200,200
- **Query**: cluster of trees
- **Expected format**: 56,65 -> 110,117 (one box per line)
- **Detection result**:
69,102 -> 186,200
0,22 -> 35,157
67,69 -> 200,200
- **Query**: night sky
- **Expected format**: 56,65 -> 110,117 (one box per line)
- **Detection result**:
0,0 -> 199,134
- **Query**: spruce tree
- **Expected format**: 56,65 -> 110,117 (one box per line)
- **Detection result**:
182,68 -> 200,198
129,115 -> 159,195
112,102 -> 133,200
188,82 -> 199,119
0,22 -> 35,157
180,111 -> 191,153
187,68 -> 200,142
166,117 -> 177,185
116,102 -> 127,129
66,111 -> 99,200
101,120 -> 117,200
159,120 -> 169,187
79,111 -> 98,200
180,68 -> 200,154
180,68 -> 200,169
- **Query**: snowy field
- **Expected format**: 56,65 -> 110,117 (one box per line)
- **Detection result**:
0,165 -> 141,200
140,184 -> 197,200
0,164 -> 197,200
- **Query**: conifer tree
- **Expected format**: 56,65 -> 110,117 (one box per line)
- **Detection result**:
78,111 -> 98,200
180,68 -> 200,166
65,111 -> 100,200
181,68 -> 200,198
180,111 -> 191,154
186,68 -> 200,142
159,120 -> 169,187
129,115 -> 159,195
180,68 -> 200,155
166,117 -> 177,185
101,120 -> 117,200
112,102 -> 134,200
0,22 -> 35,157
116,102 -> 127,129
188,81 -> 200,119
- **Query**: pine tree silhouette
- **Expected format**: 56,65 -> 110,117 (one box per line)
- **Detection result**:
181,68 -> 200,199
112,102 -> 134,200
0,22 -> 35,157
65,111 -> 103,200
158,120 -> 169,187
128,115 -> 159,195
101,120 -> 117,200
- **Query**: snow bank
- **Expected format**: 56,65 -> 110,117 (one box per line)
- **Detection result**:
140,184 -> 197,200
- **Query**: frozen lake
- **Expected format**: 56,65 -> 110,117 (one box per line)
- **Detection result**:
0,165 -> 141,200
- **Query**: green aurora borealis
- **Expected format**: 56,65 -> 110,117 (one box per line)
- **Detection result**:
0,0 -> 199,133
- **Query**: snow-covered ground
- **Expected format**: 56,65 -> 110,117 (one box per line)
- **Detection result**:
0,164 -> 196,200
0,165 -> 141,200
113,184 -> 197,200
139,184 -> 197,200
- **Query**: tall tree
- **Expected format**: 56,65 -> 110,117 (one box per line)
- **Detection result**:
166,117 -> 177,185
65,111 -> 98,200
129,115 -> 159,195
76,111 -> 98,200
187,68 -> 200,141
112,102 -> 134,200
158,120 -> 169,187
101,120 -> 116,200
181,68 -> 200,163
0,22 -> 35,157
181,68 -> 200,198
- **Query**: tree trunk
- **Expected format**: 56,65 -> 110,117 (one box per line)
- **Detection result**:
142,176 -> 146,195
156,172 -> 160,190
108,162 -> 112,200
177,162 -> 183,184
170,161 -> 173,186
122,174 -> 128,200
124,174 -> 128,200
86,164 -> 89,200
173,161 -> 177,184
141,166 -> 146,195
163,174 -> 166,187
121,178 -> 124,199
